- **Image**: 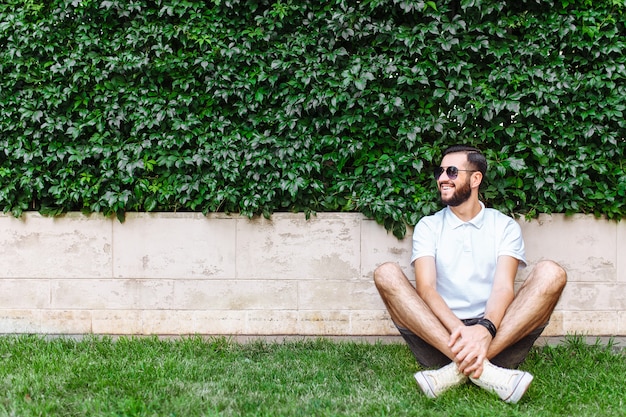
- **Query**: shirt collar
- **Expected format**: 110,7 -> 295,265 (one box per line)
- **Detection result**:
445,201 -> 486,229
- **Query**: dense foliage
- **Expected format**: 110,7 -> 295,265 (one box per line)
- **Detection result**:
1,0 -> 624,237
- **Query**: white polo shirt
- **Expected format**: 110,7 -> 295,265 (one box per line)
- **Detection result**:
411,203 -> 526,319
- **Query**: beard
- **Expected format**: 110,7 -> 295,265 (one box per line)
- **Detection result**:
439,177 -> 472,207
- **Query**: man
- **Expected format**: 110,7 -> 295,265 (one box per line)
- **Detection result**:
373,145 -> 567,403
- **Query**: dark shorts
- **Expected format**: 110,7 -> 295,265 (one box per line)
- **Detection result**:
397,319 -> 547,369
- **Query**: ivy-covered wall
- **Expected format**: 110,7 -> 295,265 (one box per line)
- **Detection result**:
1,0 -> 624,237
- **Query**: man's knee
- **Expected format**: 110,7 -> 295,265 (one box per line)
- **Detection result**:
373,262 -> 404,289
534,260 -> 568,292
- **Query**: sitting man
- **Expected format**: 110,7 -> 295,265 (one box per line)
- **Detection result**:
374,145 -> 567,403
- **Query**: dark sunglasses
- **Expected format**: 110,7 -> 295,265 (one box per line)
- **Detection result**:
433,166 -> 477,180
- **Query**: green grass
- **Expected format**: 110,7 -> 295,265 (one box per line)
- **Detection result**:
0,335 -> 624,416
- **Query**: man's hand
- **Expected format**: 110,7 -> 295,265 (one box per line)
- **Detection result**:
448,324 -> 493,378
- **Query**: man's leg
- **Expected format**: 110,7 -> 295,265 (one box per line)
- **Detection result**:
373,262 -> 455,360
465,261 -> 566,404
396,325 -> 451,368
374,262 -> 468,399
487,260 -> 567,362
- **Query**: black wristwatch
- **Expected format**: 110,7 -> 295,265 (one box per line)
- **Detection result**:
477,318 -> 497,338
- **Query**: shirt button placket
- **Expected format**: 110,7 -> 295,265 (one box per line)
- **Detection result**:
463,224 -> 472,253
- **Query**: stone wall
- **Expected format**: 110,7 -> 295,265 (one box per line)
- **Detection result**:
0,212 -> 624,336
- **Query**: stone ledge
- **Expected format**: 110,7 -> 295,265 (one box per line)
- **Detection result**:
0,212 -> 623,336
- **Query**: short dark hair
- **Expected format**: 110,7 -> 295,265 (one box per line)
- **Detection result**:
442,145 -> 487,177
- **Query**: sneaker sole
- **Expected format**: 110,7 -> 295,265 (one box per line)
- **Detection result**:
505,372 -> 534,404
414,372 -> 437,398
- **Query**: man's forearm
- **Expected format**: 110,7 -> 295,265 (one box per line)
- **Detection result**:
418,287 -> 464,334
483,287 -> 515,328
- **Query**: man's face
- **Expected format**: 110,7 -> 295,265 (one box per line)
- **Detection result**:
437,153 -> 473,207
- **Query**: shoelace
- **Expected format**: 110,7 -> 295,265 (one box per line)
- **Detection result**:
433,365 -> 467,386
477,369 -> 518,391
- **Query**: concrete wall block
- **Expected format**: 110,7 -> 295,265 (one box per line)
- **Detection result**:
298,280 -> 385,311
360,219 -> 413,280
113,213 -> 237,279
518,214 -> 617,283
618,220 -> 625,283
236,213 -> 361,280
51,279 -> 175,310
92,310 -> 143,334
350,310 -> 399,335
0,279 -> 50,309
140,310 -> 203,334
0,310 -> 42,333
297,310 -> 351,335
173,279 -> 299,310
246,310 -> 299,334
559,311 -> 620,335
542,311 -> 564,337
40,310 -> 93,334
555,282 -> 625,311
0,213 -> 112,278
188,310 -> 247,335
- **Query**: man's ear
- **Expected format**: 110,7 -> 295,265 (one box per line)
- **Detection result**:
471,171 -> 483,189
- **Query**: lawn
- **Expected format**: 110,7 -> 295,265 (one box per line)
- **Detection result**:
0,335 -> 623,416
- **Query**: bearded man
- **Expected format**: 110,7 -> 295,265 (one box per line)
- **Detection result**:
374,145 -> 567,403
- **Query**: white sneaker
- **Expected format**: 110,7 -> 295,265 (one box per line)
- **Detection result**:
414,362 -> 468,398
470,360 -> 534,403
